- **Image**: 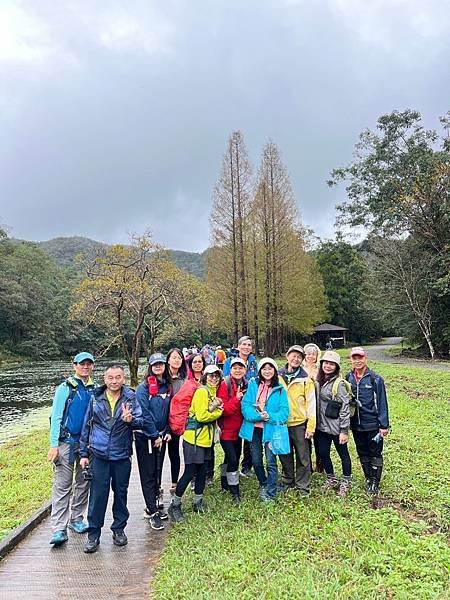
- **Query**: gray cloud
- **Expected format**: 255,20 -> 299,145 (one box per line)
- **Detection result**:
1,0 -> 449,251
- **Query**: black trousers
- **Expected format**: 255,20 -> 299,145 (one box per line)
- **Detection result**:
241,440 -> 253,471
159,434 -> 181,485
220,439 -> 242,473
135,434 -> 159,514
315,429 -> 352,477
352,429 -> 384,467
176,462 -> 207,497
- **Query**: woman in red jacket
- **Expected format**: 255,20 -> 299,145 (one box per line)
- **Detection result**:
217,357 -> 248,504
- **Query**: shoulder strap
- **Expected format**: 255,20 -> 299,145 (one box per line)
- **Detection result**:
61,378 -> 79,429
225,376 -> 232,398
331,377 -> 341,400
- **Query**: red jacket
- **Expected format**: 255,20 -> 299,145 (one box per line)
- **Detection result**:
217,377 -> 244,441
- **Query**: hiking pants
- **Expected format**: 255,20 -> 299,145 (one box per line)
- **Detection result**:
220,439 -> 242,473
87,455 -> 131,541
352,429 -> 384,470
135,433 -> 159,514
175,462 -> 207,497
159,434 -> 181,485
279,424 -> 311,492
250,428 -> 278,498
241,440 -> 253,471
206,445 -> 215,479
50,441 -> 90,533
315,429 -> 352,477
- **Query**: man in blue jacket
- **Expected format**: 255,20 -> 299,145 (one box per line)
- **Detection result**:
79,364 -> 143,553
346,347 -> 390,495
48,351 -> 95,547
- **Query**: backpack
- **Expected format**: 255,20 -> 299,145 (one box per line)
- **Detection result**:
331,377 -> 356,417
168,379 -> 198,436
50,377 -> 94,439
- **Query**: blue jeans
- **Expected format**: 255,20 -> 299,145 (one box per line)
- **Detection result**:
250,428 -> 278,498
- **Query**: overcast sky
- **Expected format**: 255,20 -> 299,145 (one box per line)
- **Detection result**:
0,1 -> 449,252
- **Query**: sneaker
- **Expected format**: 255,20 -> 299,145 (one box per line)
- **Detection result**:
158,510 -> 169,521
169,484 -> 177,496
84,538 -> 100,553
168,502 -> 185,523
277,482 -> 294,493
49,530 -> 68,546
112,530 -> 128,546
322,477 -> 339,491
157,488 -> 165,509
143,508 -> 152,519
206,476 -> 214,486
68,520 -> 88,534
192,498 -> 208,513
240,469 -> 254,478
259,488 -> 270,502
149,512 -> 164,530
337,480 -> 351,498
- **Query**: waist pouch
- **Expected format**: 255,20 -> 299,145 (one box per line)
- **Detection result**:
325,400 -> 341,419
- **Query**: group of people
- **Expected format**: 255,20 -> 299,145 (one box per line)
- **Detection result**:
47,337 -> 390,554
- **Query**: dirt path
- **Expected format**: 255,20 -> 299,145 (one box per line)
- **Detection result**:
365,337 -> 450,372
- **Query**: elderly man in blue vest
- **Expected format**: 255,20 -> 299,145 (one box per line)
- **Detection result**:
48,352 -> 95,546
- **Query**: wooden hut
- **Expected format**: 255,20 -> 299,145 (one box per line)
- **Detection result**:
313,323 -> 348,348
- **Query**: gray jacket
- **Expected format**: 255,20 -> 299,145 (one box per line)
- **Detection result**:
317,376 -> 350,436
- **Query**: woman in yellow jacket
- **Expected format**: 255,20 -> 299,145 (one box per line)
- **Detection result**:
168,365 -> 223,522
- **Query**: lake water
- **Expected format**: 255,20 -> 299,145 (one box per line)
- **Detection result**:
0,359 -> 147,443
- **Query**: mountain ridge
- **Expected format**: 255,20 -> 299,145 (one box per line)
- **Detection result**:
24,235 -> 206,279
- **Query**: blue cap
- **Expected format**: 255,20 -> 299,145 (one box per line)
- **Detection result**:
149,352 -> 166,365
73,352 -> 95,364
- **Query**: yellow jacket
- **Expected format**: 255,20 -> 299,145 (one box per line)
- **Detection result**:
279,376 -> 316,434
183,385 -> 223,448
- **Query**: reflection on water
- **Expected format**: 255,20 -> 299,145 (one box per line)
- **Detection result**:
0,359 -> 148,443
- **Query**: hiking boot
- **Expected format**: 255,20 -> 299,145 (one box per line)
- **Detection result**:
367,479 -> 379,495
322,476 -> 339,491
206,476 -> 214,487
337,480 -> 351,498
68,520 -> 88,534
84,538 -> 100,553
158,510 -> 169,521
49,530 -> 68,546
112,530 -> 128,546
168,501 -> 185,523
192,498 -> 208,513
220,476 -> 229,492
149,512 -> 164,531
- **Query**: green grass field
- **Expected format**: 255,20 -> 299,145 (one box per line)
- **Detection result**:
1,360 -> 449,597
152,360 -> 450,599
0,429 -> 52,540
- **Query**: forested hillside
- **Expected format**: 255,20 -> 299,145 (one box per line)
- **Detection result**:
33,236 -> 206,278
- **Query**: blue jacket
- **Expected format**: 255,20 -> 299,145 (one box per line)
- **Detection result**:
49,377 -> 95,447
79,385 -> 143,461
223,353 -> 258,379
239,378 -> 289,444
347,369 -> 390,431
135,379 -> 171,439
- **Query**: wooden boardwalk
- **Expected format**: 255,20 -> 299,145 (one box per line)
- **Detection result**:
0,457 -> 172,599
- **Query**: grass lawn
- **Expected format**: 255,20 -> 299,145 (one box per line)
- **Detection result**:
152,360 -> 450,599
0,429 -> 52,540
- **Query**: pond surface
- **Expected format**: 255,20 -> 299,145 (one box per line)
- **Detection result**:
0,359 -> 147,443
